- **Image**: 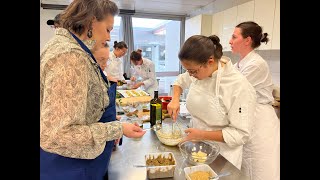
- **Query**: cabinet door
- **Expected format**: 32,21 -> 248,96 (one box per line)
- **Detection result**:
212,11 -> 224,40
271,0 -> 280,49
237,1 -> 254,24
254,0 -> 276,50
185,15 -> 202,41
222,6 -> 238,51
201,15 -> 212,37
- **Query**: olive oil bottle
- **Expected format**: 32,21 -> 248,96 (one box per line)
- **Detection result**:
150,90 -> 162,127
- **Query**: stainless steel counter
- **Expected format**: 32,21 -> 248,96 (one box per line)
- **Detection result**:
108,116 -> 249,180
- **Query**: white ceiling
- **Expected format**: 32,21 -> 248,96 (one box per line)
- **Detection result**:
41,0 -> 250,17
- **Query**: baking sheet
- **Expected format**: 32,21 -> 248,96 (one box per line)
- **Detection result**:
117,89 -> 150,98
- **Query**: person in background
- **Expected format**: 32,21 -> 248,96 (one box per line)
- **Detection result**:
123,72 -> 130,80
93,43 -> 117,82
167,35 -> 256,170
105,41 -> 128,83
93,44 -> 109,72
229,21 -> 280,180
129,49 -> 158,97
47,13 -> 61,28
40,0 -> 146,180
93,44 -> 122,152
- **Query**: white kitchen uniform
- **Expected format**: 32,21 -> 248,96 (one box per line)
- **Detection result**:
174,57 -> 256,169
105,51 -> 125,81
234,50 -> 280,180
131,58 -> 158,97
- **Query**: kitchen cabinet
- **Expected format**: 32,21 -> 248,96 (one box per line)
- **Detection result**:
210,0 -> 280,51
254,0 -> 276,50
185,14 -> 212,41
221,6 -> 238,51
212,2 -> 254,51
211,11 -> 224,41
237,1 -> 254,24
271,0 -> 280,49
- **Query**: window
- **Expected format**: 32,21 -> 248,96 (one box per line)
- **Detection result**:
109,16 -> 121,51
132,17 -> 181,95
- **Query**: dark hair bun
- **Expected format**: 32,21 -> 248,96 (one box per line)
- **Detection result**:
208,35 -> 221,45
208,35 -> 223,59
114,41 -> 118,45
261,33 -> 269,43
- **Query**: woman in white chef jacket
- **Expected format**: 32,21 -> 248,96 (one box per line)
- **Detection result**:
167,35 -> 256,170
229,21 -> 280,180
129,49 -> 158,97
105,41 -> 128,82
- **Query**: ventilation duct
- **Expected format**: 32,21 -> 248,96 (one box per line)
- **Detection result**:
40,3 -> 135,15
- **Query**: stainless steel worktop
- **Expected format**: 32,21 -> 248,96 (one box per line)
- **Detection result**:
108,116 -> 249,180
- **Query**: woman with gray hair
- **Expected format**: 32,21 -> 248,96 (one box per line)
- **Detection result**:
40,0 -> 146,179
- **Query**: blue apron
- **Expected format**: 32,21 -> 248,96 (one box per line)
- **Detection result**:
40,33 -> 117,180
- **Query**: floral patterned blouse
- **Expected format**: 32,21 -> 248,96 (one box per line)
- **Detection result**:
40,28 -> 123,159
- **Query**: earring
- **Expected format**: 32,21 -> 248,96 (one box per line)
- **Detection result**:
87,29 -> 93,38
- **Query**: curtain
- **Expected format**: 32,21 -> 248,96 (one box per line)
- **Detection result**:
120,15 -> 134,77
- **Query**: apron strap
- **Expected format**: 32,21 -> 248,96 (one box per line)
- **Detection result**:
69,31 -> 110,86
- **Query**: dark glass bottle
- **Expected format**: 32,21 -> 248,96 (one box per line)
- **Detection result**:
150,91 -> 162,127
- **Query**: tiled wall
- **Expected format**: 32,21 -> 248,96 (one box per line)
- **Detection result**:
223,50 -> 280,87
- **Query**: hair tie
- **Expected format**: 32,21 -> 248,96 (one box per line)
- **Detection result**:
260,33 -> 265,41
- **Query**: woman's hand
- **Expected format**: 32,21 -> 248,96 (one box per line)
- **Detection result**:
132,82 -> 143,89
183,128 -> 204,141
130,76 -> 136,81
122,122 -> 146,138
114,138 -> 121,145
167,100 -> 180,121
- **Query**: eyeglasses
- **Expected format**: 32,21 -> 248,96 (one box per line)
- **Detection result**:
120,49 -> 127,56
182,63 -> 205,76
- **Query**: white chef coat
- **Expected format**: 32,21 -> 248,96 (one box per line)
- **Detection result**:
235,50 -> 274,104
131,58 -> 158,97
234,50 -> 280,180
174,56 -> 256,169
105,51 -> 125,81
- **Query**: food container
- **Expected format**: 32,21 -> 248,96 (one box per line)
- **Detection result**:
159,96 -> 172,110
184,164 -> 217,180
179,140 -> 220,165
145,152 -> 176,179
156,119 -> 184,146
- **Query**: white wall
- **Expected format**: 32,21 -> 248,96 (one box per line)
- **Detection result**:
40,9 -> 62,51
